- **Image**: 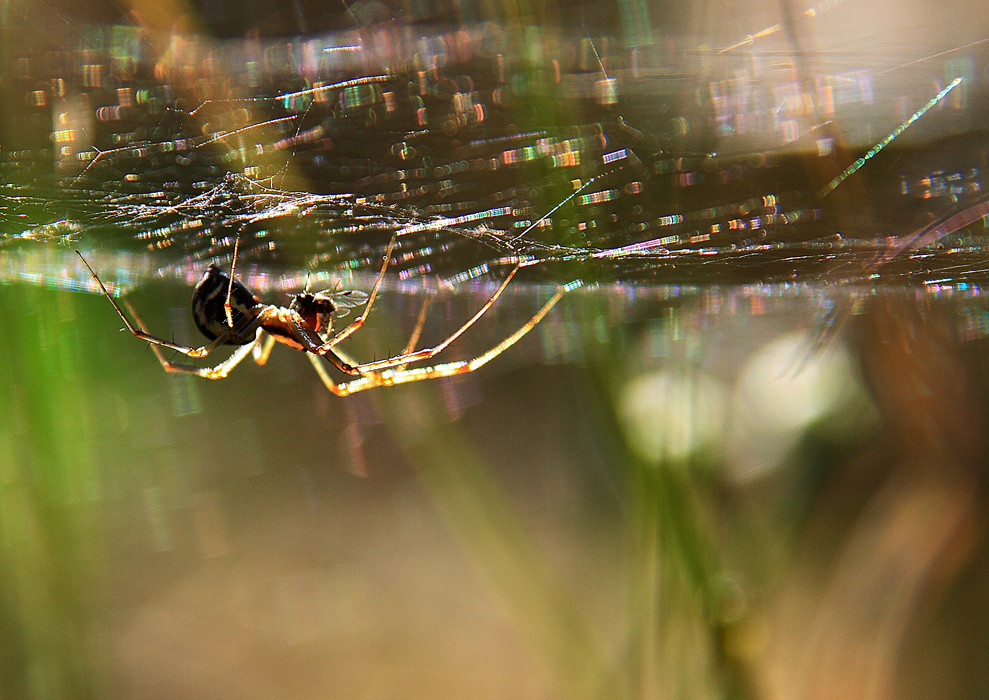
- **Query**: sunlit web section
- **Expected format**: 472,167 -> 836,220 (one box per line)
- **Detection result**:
2,6 -> 988,285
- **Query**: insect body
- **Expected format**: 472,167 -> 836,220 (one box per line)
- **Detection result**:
77,240 -> 565,396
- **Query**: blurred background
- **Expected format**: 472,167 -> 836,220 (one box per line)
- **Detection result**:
2,0 -> 989,697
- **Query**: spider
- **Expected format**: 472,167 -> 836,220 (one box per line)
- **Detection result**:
75,238 -> 566,396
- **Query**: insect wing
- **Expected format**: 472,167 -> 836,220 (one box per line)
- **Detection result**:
317,288 -> 369,318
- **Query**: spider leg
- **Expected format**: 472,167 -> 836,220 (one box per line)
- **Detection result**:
315,233 -> 398,350
277,315 -> 369,376
395,295 -> 433,371
306,353 -> 347,396
224,233 -> 242,329
148,330 -> 264,379
318,264 -> 521,376
125,300 -> 270,378
77,250 -> 236,358
313,286 -> 564,397
252,334 -> 278,365
301,329 -> 365,396
330,342 -> 361,369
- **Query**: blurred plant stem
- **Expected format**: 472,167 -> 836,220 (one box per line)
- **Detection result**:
581,300 -> 756,700
0,285 -> 105,699
382,386 -> 627,698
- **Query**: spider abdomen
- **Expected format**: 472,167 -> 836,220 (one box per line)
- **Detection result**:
290,292 -> 336,334
192,264 -> 262,344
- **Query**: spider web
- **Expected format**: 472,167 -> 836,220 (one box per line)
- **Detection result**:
2,5 -> 988,288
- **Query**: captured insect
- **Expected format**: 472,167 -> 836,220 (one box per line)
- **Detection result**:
76,238 -> 567,396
